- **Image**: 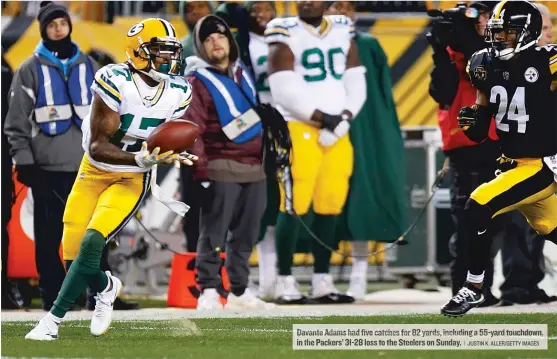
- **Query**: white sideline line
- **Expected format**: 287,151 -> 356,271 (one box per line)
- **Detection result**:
1,322 -> 291,333
3,322 -> 554,337
3,303 -> 557,322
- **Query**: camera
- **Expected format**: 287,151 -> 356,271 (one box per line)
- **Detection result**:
427,2 -> 483,55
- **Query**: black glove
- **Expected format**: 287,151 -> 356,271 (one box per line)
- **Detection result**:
458,106 -> 490,143
15,164 -> 37,188
321,113 -> 350,138
457,106 -> 477,128
495,157 -> 517,176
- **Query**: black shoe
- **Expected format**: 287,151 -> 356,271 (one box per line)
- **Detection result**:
1,293 -> 23,309
308,292 -> 355,304
533,289 -> 557,304
478,292 -> 501,308
441,282 -> 485,317
275,295 -> 309,305
498,299 -> 514,307
539,295 -> 557,304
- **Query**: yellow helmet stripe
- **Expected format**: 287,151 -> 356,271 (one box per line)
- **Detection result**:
493,0 -> 509,19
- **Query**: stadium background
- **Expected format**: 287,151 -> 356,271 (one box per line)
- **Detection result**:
2,0 -> 557,297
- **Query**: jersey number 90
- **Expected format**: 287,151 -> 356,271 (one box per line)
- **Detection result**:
490,86 -> 529,134
302,47 -> 344,82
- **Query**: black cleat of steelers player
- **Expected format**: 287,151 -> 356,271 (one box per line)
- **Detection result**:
441,282 -> 485,317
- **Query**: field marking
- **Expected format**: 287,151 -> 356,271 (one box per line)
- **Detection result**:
2,303 -> 557,323
2,321 -> 554,337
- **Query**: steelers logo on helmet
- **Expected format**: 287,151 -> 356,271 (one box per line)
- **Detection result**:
486,0 -> 543,61
124,18 -> 184,82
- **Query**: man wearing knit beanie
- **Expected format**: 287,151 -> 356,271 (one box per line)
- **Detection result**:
5,0 -> 98,312
37,1 -> 74,59
182,15 -> 273,311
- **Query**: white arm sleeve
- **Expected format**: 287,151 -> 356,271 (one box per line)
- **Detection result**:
268,70 -> 317,122
343,66 -> 367,118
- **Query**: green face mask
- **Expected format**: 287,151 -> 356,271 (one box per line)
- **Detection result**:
158,63 -> 171,74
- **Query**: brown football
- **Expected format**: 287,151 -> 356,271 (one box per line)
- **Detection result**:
146,120 -> 200,154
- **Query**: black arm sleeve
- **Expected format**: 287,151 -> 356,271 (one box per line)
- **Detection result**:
428,48 -> 459,107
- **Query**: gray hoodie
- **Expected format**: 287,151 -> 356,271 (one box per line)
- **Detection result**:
185,14 -> 240,76
4,44 -> 99,171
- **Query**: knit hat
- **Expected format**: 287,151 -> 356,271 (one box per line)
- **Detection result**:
37,1 -> 72,41
193,15 -> 239,64
198,15 -> 229,43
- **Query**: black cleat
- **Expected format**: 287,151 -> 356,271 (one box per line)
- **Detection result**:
309,275 -> 356,304
308,292 -> 355,304
441,282 -> 485,317
477,292 -> 501,308
275,295 -> 309,305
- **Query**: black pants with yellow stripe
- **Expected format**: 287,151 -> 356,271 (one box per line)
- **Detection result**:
465,158 -> 557,277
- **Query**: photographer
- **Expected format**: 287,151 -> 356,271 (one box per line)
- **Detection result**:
427,2 -> 502,306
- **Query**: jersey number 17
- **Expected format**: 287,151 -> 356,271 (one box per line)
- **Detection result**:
490,86 -> 529,134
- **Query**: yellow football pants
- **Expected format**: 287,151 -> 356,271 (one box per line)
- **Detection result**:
62,155 -> 151,260
471,158 -> 557,235
279,121 -> 354,215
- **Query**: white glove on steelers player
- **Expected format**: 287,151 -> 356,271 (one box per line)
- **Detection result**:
134,142 -> 180,169
318,129 -> 339,147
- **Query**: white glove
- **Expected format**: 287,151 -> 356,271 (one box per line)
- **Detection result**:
134,142 -> 179,169
172,151 -> 199,168
322,113 -> 351,138
318,129 -> 339,147
332,119 -> 350,138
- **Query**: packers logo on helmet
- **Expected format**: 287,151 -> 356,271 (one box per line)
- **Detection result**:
124,18 -> 183,82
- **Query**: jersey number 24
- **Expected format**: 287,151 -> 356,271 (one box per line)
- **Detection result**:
490,86 -> 529,134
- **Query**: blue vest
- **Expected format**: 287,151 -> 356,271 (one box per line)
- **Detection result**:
192,63 -> 262,144
34,56 -> 94,136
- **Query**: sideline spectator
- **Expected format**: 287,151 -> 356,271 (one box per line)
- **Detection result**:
4,1 -> 98,311
184,15 -> 273,310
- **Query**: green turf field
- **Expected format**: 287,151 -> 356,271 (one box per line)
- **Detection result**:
2,314 -> 556,359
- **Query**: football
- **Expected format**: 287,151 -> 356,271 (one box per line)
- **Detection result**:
146,120 -> 200,154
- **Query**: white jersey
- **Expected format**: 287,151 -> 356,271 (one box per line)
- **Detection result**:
83,63 -> 192,173
249,32 -> 274,106
264,15 -> 355,121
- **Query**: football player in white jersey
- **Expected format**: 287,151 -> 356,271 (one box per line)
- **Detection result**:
266,1 -> 367,304
25,18 -> 197,341
247,1 -> 276,107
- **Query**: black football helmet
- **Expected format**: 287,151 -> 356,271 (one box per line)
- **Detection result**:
486,0 -> 542,60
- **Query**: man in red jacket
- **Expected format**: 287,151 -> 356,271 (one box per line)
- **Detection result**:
428,2 -> 502,306
182,15 -> 274,311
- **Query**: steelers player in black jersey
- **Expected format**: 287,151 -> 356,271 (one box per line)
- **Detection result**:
441,0 -> 557,317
